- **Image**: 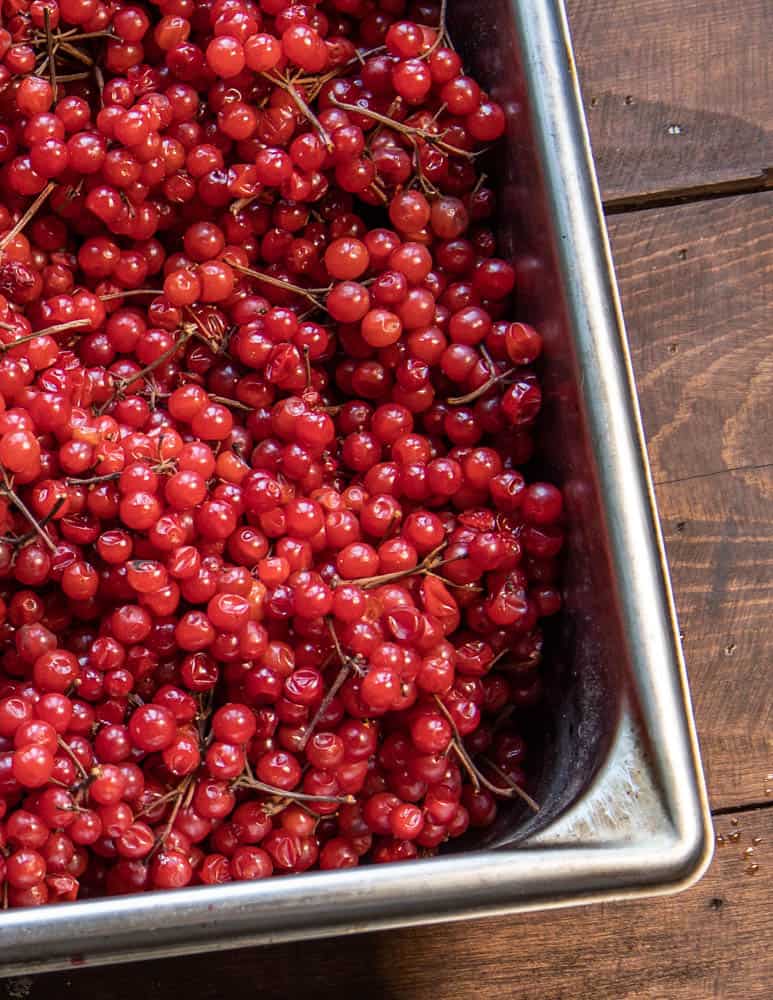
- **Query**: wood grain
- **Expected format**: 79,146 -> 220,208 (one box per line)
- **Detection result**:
566,0 -> 773,204
607,192 -> 773,484
602,194 -> 773,809
10,807 -> 770,1000
658,467 -> 773,809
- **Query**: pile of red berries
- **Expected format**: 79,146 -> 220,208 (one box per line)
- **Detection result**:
0,0 -> 564,906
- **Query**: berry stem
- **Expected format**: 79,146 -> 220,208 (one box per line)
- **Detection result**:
111,328 -> 193,398
44,8 -> 57,103
433,695 -> 539,811
208,395 -> 250,411
329,95 -> 475,160
422,0 -> 450,57
65,471 -> 121,486
98,288 -> 165,301
446,367 -> 515,405
297,660 -> 350,751
229,261 -> 326,311
0,182 -> 56,251
57,736 -> 89,782
0,318 -> 91,355
233,776 -> 354,805
148,775 -> 194,860
262,71 -> 334,152
58,40 -> 93,66
479,755 -> 540,812
229,194 -> 260,215
0,470 -> 57,553
337,541 -> 447,590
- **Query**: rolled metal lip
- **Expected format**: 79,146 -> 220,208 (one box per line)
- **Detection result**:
0,0 -> 712,976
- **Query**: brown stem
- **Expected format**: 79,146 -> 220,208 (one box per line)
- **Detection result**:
234,776 -> 354,805
446,367 -> 515,405
329,95 -> 475,160
98,288 -> 165,301
182,306 -> 223,351
433,695 -> 539,811
93,60 -> 105,108
335,541 -> 447,590
263,72 -> 334,152
0,182 -> 56,251
296,45 -> 387,100
297,621 -> 355,751
0,318 -> 90,354
134,786 -> 181,820
44,8 -> 57,103
112,329 -> 193,396
297,661 -> 351,752
51,71 -> 90,82
148,775 -> 194,860
451,739 -> 481,792
1,471 -> 56,553
491,704 -> 515,734
422,0 -> 450,57
59,29 -> 120,41
479,756 -> 540,813
208,395 -> 250,411
58,40 -> 93,65
229,194 -> 260,215
229,261 -> 325,310
65,471 -> 121,486
57,736 -> 89,782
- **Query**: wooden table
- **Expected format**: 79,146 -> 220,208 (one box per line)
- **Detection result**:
6,1 -> 772,997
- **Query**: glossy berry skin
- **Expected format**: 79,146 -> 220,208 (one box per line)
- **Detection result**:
0,0 -> 557,907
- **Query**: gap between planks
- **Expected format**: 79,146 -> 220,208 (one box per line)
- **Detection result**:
603,170 -> 772,215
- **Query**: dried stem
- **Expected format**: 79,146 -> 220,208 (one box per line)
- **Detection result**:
446,367 -> 514,405
0,182 -> 56,251
183,306 -> 225,352
263,71 -> 334,152
58,40 -> 93,65
433,695 -> 539,811
57,736 -> 89,782
229,194 -> 260,215
53,72 -> 90,82
297,621 -> 355,751
110,328 -> 193,398
134,786 -> 181,820
335,541 -> 447,590
65,471 -> 121,486
148,775 -> 194,860
298,662 -> 351,751
329,95 -> 475,160
1,470 -> 56,553
44,8 -> 57,102
234,776 -> 354,805
479,756 -> 540,813
0,318 -> 90,356
208,395 -> 250,411
98,288 -> 165,302
229,261 -> 326,311
422,0 -> 450,57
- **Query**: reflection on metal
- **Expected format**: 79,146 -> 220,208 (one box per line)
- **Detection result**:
0,0 -> 711,975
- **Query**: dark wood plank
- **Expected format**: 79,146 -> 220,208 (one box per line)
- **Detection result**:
602,194 -> 773,808
658,467 -> 773,809
607,192 -> 773,484
566,0 -> 773,204
11,807 -> 770,1000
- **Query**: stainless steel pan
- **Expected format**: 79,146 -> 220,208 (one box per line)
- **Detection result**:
0,0 -> 712,975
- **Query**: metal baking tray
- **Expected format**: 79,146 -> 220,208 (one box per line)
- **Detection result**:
0,0 -> 712,976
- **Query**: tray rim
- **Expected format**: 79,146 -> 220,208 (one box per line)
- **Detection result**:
0,0 -> 713,976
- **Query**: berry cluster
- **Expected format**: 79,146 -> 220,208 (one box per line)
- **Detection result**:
0,0 -> 564,906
